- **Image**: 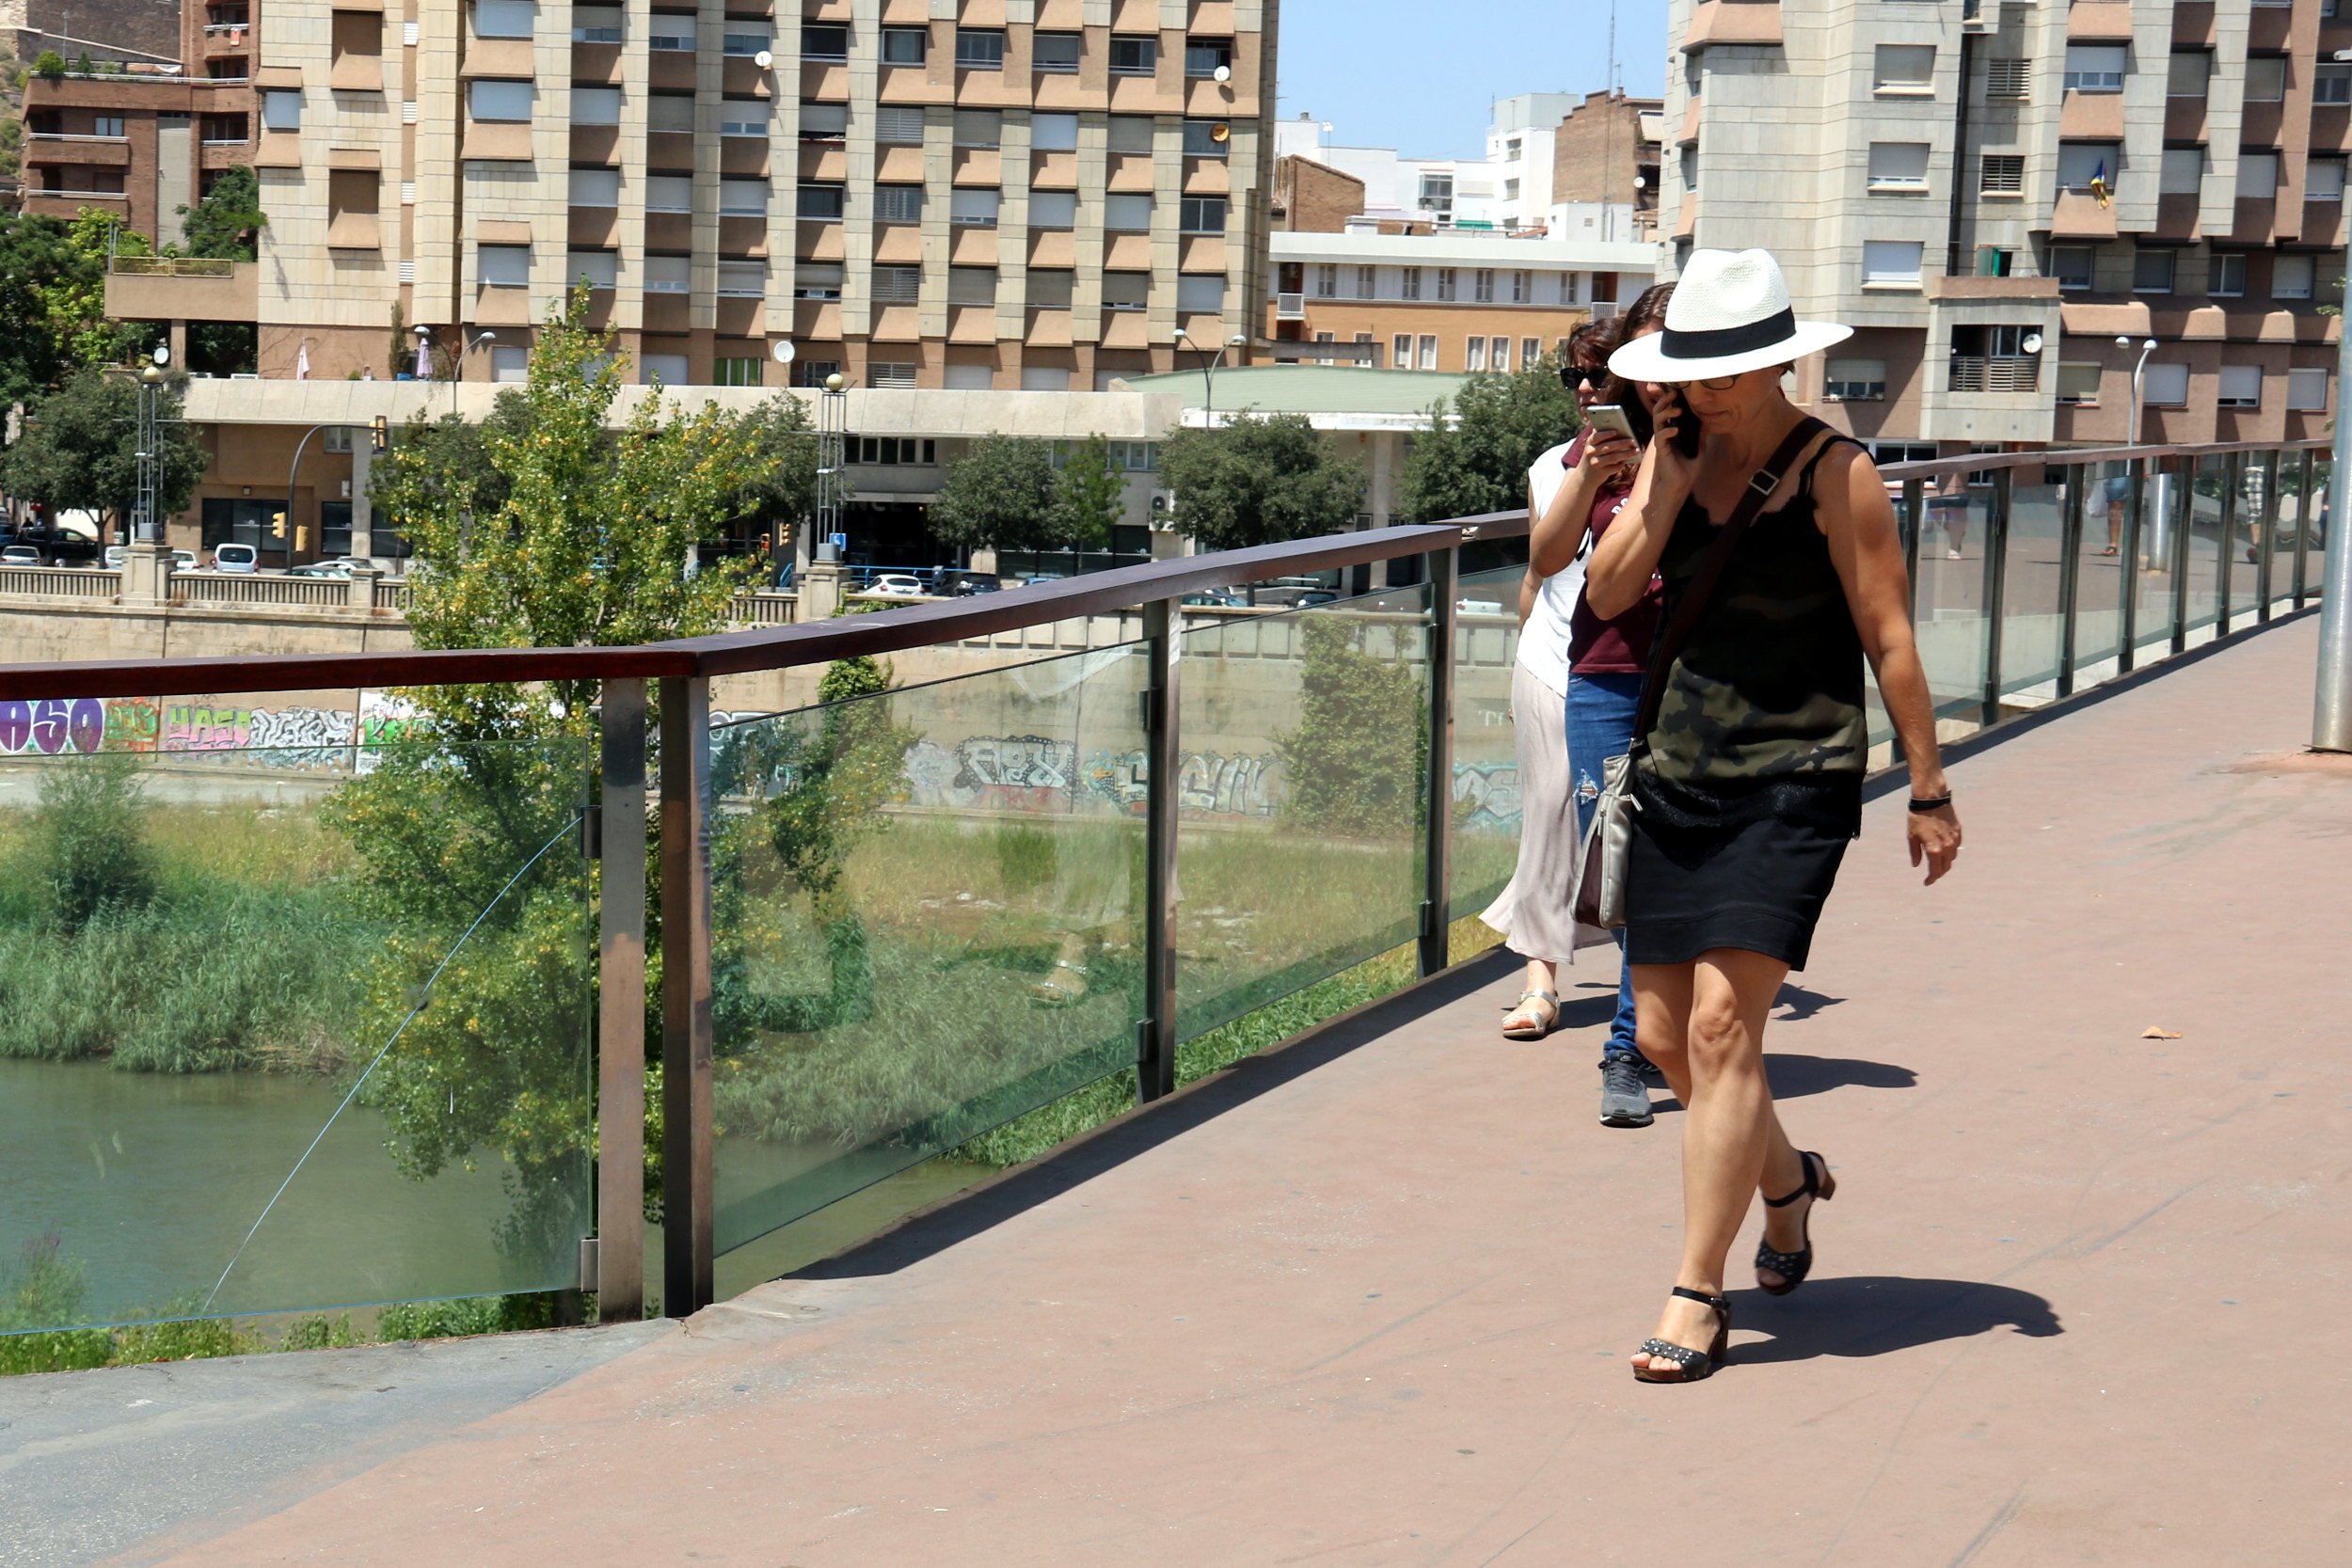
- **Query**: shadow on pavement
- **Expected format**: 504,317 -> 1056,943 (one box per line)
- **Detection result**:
1766,1053 -> 1919,1100
1731,1275 -> 2061,1364
1772,983 -> 1845,1022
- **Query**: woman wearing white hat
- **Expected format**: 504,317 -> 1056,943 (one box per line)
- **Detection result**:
1584,248 -> 1963,1383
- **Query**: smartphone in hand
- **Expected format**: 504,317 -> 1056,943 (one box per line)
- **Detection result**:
1663,390 -> 1702,460
1583,404 -> 1638,442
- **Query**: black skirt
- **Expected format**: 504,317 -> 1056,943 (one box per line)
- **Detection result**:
1624,770 -> 1863,973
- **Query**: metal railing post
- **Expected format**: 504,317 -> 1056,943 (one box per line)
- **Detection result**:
2295,449 -> 2315,609
2118,459 -> 2144,675
2056,463 -> 2084,700
1138,598 -> 1180,1102
659,675 -> 714,1315
2216,451 -> 2242,637
1979,467 -> 2011,726
1420,546 -> 1458,978
595,677 -> 646,1323
2170,457 -> 2194,657
2256,450 -> 2281,624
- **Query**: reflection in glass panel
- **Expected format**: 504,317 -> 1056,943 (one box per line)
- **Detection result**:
2183,454 -> 2226,640
2000,467 -> 2065,698
1176,587 -> 1432,1042
1911,472 -> 1990,723
0,704 -> 594,1333
2308,453 -> 2333,608
2226,452 -> 2271,623
706,645 -> 1149,1258
2071,460 -> 2130,681
2137,459 -> 2187,655
1450,564 -> 1524,925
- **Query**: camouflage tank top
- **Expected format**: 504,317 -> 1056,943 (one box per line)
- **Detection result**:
1641,432 -> 1869,787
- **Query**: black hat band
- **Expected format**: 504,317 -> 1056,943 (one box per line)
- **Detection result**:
1660,308 -> 1799,360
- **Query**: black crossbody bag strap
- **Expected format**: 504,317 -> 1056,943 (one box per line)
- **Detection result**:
1627,417 -> 1830,759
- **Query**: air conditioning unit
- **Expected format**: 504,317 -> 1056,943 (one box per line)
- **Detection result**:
1149,490 -> 1176,530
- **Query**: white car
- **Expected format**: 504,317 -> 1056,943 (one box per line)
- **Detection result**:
864,573 -> 927,598
171,549 -> 197,570
212,544 -> 260,574
103,545 -> 128,568
0,545 -> 40,566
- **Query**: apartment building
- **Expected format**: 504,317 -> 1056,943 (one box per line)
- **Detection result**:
18,0 -> 255,241
180,0 -> 1277,389
1548,88 -> 1660,244
1266,229 -> 1653,371
1660,0 -> 2341,451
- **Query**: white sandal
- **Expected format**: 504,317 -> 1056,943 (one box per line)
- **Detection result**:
1501,989 -> 1560,1040
1029,959 -> 1089,1007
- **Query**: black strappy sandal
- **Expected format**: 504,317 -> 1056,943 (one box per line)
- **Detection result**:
1632,1287 -> 1732,1384
1755,1149 -> 1836,1296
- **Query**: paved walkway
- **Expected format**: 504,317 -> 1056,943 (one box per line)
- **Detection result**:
21,614 -> 2352,1567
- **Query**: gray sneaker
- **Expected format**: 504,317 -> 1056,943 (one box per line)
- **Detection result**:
1599,1054 -> 1655,1129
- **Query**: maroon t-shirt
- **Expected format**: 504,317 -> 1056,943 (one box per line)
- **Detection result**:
1563,435 -> 1665,674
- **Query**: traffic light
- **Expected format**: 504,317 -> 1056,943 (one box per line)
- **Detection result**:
370,414 -> 389,452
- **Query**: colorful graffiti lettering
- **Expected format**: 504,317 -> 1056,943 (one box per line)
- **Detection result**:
1452,760 -> 1522,832
0,695 -> 418,773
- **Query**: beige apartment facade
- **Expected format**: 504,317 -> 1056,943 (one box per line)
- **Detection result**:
188,0 -> 1275,391
1660,0 -> 2342,455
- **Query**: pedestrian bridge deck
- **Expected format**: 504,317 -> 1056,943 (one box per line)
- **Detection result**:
9,614 -> 2348,1568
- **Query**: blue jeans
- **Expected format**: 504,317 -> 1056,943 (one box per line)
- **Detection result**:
1567,671 -> 1645,1063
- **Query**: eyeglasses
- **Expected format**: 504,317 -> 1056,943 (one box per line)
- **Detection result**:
1663,374 -> 1744,391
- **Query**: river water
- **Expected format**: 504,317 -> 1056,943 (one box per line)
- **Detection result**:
0,1058 -> 576,1329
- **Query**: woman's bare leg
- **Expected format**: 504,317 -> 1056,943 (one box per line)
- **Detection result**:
1632,947 -> 1796,1374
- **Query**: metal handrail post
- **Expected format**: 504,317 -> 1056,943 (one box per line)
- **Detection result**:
2216,451 -> 2241,637
2256,449 -> 2281,624
659,675 -> 715,1314
1138,599 -> 1180,1102
596,677 -> 647,1323
2056,464 -> 2084,700
1979,467 -> 2011,726
2118,459 -> 2145,674
1420,547 -> 1458,978
2170,457 -> 2193,657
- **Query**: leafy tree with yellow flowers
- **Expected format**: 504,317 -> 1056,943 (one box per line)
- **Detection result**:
332,289 -> 775,1254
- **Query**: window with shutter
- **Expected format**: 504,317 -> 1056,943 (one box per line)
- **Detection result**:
2217,366 -> 2263,406
872,265 -> 921,303
717,261 -> 764,297
1029,190 -> 1077,228
2056,363 -> 2103,404
875,105 -> 926,144
2142,362 -> 2189,405
875,185 -> 925,223
1868,142 -> 1931,189
1979,154 -> 2025,195
477,244 -> 530,287
2287,368 -> 2329,410
949,188 -> 1000,227
644,255 -> 691,293
1031,113 -> 1079,151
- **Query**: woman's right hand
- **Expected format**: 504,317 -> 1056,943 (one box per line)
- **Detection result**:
1649,396 -> 1700,496
1578,428 -> 1640,483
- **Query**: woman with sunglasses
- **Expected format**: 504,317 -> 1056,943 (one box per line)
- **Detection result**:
1584,249 -> 1963,1384
1484,319 -> 1628,1045
1525,285 -> 1675,1126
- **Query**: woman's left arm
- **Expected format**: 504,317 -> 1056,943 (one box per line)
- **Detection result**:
1818,446 -> 1963,885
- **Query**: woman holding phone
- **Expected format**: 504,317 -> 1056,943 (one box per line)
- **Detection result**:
1584,249 -> 1963,1383
1483,320 -> 1626,1045
1526,285 -> 1675,1126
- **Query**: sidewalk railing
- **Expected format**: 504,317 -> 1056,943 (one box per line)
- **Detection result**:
0,436 -> 2322,1343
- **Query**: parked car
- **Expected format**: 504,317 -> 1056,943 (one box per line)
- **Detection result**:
949,575 -> 1003,596
211,544 -> 260,574
3,529 -> 101,566
171,550 -> 197,570
1292,590 -> 1342,609
288,562 -> 349,578
0,545 -> 41,566
103,545 -> 128,569
1182,591 -> 1248,608
864,573 -> 927,598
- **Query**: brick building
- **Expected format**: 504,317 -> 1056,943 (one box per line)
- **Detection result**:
1549,89 -> 1661,244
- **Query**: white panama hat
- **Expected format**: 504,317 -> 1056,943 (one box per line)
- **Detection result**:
1607,247 -> 1852,382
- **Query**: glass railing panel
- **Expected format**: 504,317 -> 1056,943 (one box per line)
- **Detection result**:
2221,455 -> 2265,626
0,690 -> 595,1333
2069,461 -> 2129,684
1450,563 -> 1525,926
2183,454 -> 2227,641
1174,585 -> 1434,1042
2136,461 -> 2186,656
705,643 -> 1148,1259
1911,477 -> 1991,724
2306,452 -> 2333,607
1999,467 -> 2066,698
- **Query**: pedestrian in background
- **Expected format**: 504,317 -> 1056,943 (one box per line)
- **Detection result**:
1530,283 -> 1675,1128
1588,248 -> 1963,1383
1482,320 -> 1625,1048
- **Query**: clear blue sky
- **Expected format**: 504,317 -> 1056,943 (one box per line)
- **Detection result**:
1273,0 -> 1671,159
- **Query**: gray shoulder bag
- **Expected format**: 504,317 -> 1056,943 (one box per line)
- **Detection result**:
1570,419 -> 1828,930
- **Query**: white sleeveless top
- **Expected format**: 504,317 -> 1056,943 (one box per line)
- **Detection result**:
1515,440 -> 1582,699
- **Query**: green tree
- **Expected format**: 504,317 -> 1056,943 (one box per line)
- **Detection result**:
0,214 -> 77,402
1396,356 -> 1582,524
1276,614 -> 1428,836
929,433 -> 1062,552
1159,411 -> 1365,551
40,209 -> 156,372
33,51 -> 64,83
327,290 -> 780,1245
736,392 -> 821,550
1,366 -> 206,529
1053,434 -> 1125,552
177,165 -> 266,261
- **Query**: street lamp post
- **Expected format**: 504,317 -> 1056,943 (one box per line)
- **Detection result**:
132,363 -> 166,546
2117,335 -> 2168,569
1175,328 -> 1249,427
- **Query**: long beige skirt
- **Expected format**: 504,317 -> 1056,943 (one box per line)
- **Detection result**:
1481,660 -> 1613,965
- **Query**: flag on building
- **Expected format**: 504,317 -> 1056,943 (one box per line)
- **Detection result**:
2090,161 -> 2111,208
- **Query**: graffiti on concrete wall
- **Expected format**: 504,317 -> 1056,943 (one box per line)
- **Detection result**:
0,696 -> 415,771
1453,760 -> 1523,832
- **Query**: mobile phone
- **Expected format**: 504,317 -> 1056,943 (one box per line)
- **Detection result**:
1663,390 -> 1702,460
1583,404 -> 1637,441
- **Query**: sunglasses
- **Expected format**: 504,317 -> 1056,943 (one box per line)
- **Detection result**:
1561,364 -> 1610,389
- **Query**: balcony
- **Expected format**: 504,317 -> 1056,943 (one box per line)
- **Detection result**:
106,256 -> 262,321
1947,354 -> 2041,393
